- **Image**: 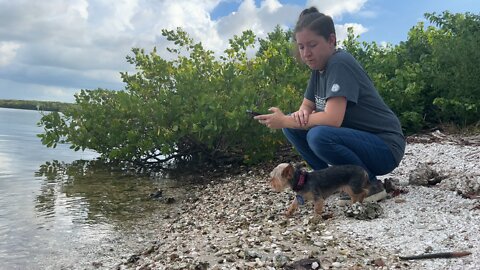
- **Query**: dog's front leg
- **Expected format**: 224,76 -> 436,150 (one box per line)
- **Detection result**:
286,197 -> 299,217
313,198 -> 325,215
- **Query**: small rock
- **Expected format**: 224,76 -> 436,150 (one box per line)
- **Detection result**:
169,253 -> 179,262
285,258 -> 321,270
225,256 -> 236,263
331,262 -> 342,268
320,235 -> 334,241
194,262 -> 209,270
408,163 -> 445,186
126,254 -> 140,264
255,258 -> 265,267
372,258 -> 385,267
273,254 -> 290,267
244,249 -> 261,260
164,197 -> 176,204
344,202 -> 383,220
394,198 -> 406,203
92,261 -> 103,268
149,189 -> 163,199
142,245 -> 156,255
321,212 -> 334,220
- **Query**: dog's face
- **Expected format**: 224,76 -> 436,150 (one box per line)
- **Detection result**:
269,163 -> 294,192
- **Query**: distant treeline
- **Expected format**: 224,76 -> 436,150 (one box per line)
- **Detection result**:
0,99 -> 72,112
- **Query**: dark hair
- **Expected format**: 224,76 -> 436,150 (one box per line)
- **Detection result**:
294,7 -> 335,41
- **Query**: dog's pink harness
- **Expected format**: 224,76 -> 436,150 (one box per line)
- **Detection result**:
293,171 -> 307,191
294,171 -> 307,205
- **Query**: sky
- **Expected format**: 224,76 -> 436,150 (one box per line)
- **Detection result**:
0,0 -> 478,102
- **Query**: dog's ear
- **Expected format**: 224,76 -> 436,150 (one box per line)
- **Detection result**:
281,164 -> 294,179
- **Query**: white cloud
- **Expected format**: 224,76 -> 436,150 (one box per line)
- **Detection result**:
0,42 -> 21,67
261,0 -> 282,11
0,0 -> 89,44
149,0 -> 224,53
357,10 -> 377,19
217,0 -> 301,36
306,0 -> 367,18
101,0 -> 139,32
217,0 -> 259,38
336,23 -> 368,43
43,87 -> 79,100
82,69 -> 122,85
216,0 -> 301,51
0,0 -> 372,101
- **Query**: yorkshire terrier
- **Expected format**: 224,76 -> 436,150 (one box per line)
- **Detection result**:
269,163 -> 370,217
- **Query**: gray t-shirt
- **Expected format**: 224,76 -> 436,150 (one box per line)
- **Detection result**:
304,49 -> 405,165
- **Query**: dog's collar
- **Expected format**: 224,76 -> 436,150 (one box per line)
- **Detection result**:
292,170 -> 307,191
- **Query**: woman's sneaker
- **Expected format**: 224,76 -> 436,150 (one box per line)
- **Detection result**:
337,180 -> 388,206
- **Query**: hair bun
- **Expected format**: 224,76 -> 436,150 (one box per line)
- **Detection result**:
299,7 -> 320,18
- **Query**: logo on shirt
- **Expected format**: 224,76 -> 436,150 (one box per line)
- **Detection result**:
331,83 -> 340,93
315,95 -> 326,112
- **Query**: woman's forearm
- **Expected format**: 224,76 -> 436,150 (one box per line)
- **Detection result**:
281,114 -> 306,129
299,99 -> 315,113
282,112 -> 341,129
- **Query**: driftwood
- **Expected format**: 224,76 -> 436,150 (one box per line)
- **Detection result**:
399,251 -> 471,260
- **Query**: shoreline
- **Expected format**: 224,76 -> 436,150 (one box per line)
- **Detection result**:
114,132 -> 480,270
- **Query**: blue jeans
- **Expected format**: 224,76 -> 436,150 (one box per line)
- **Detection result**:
282,125 -> 397,182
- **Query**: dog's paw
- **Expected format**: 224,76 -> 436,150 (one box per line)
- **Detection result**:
285,208 -> 297,217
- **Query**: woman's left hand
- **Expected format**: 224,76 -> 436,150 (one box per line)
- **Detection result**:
254,107 -> 286,129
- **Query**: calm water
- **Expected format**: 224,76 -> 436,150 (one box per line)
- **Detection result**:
0,108 -> 183,269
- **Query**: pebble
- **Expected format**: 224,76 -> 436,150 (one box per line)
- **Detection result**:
332,262 -> 343,268
273,254 -> 289,267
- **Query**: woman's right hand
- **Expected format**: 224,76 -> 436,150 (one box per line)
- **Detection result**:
291,109 -> 312,127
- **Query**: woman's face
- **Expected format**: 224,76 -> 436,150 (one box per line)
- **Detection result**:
295,28 -> 336,70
